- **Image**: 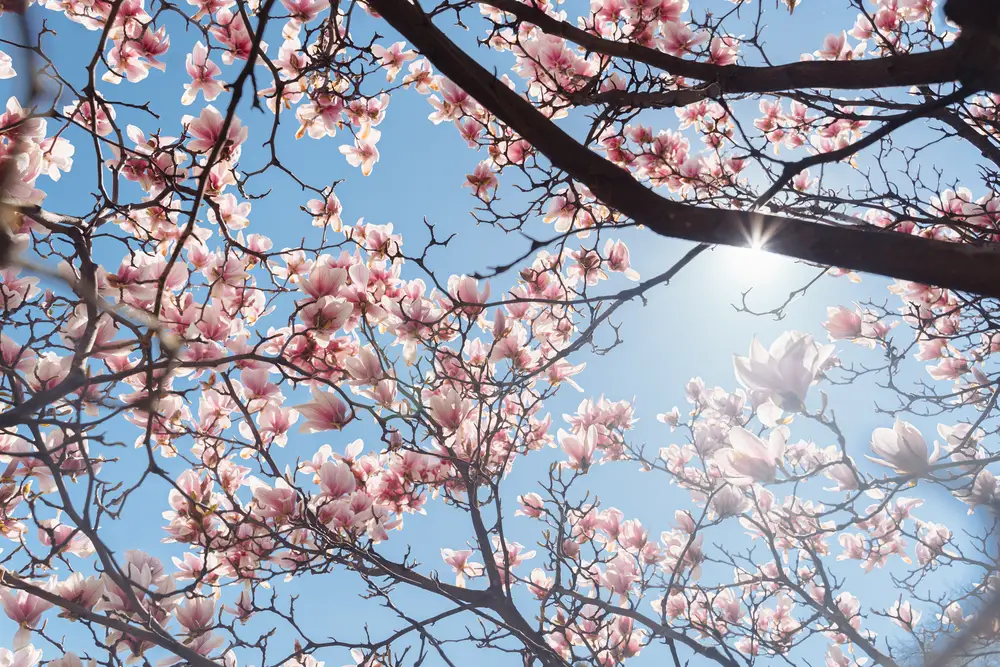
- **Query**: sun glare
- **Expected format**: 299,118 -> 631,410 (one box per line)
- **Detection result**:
734,242 -> 783,277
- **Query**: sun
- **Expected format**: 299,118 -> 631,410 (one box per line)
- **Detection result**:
733,241 -> 783,277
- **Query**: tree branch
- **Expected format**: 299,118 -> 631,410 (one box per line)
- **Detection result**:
368,0 -> 1000,300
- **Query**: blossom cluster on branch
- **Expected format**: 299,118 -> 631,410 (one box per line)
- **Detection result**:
1,0 -> 1000,666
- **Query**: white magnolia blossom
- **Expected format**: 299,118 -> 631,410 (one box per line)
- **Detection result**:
868,420 -> 940,475
733,332 -> 835,411
714,426 -> 788,486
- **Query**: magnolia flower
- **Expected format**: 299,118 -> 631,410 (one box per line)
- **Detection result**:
294,388 -> 354,432
427,388 -> 471,431
0,51 -> 14,79
708,484 -> 749,517
182,42 -> 223,105
822,306 -> 862,340
733,332 -> 834,411
939,601 -> 968,628
559,425 -> 599,471
339,127 -> 381,176
318,461 -> 356,498
888,600 -> 921,629
440,549 -> 484,587
868,420 -> 940,475
714,426 -> 787,485
0,645 -> 42,667
0,590 -> 52,648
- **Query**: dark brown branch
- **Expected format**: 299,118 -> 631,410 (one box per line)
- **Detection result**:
480,0 -> 972,93
368,0 -> 1000,300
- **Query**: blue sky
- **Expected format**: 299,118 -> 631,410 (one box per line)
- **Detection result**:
0,0 -> 994,664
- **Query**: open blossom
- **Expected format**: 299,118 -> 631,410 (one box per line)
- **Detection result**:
371,41 -> 416,81
733,332 -> 835,411
447,275 -> 490,316
822,306 -> 862,340
175,596 -> 216,633
0,646 -> 42,667
714,426 -> 787,486
294,388 -> 354,432
0,590 -> 52,648
603,240 -> 640,281
868,419 -> 940,475
306,190 -> 343,230
427,388 -> 471,431
464,161 -> 498,201
318,461 -> 356,497
559,425 -> 599,471
339,127 -> 381,176
0,51 -> 14,79
515,492 -> 545,518
182,42 -> 223,105
440,548 -> 484,587
181,105 -> 248,157
815,31 -> 866,61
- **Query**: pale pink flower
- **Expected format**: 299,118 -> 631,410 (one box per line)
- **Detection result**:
181,105 -> 247,158
888,600 -> 920,629
175,596 -> 216,633
339,127 -> 381,176
251,478 -> 299,520
0,645 -> 42,667
440,548 -> 484,587
527,568 -> 553,599
447,275 -> 490,316
371,41 -> 416,81
0,590 -> 52,648
294,388 -> 354,432
182,42 -> 223,105
603,240 -> 640,280
306,190 -> 343,230
868,419 -> 940,475
823,306 -> 863,340
559,425 -> 599,471
733,332 -> 834,411
464,161 -> 498,201
660,21 -> 708,56
318,461 -> 356,498
515,492 -> 545,518
0,51 -> 15,79
714,426 -> 787,485
427,388 -> 471,431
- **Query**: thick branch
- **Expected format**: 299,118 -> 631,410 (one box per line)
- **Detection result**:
369,0 -> 1000,300
480,0 -> 970,93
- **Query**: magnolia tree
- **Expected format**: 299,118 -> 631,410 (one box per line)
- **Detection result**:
3,0 -> 1000,665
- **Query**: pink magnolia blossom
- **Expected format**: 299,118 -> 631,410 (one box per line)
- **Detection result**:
427,388 -> 471,431
294,388 -> 354,432
339,127 -> 381,176
306,190 -> 343,230
464,161 -> 498,201
559,425 -> 599,471
371,41 -> 416,81
0,646 -> 42,667
181,105 -> 248,158
182,41 -> 223,105
0,590 -> 52,648
318,461 -> 356,498
440,548 -> 485,587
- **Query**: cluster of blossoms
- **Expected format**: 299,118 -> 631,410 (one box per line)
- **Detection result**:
2,0 -> 1000,665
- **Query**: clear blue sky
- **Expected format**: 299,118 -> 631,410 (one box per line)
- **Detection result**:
0,0 -> 991,664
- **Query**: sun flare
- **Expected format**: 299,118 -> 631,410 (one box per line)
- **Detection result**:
734,242 -> 783,277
